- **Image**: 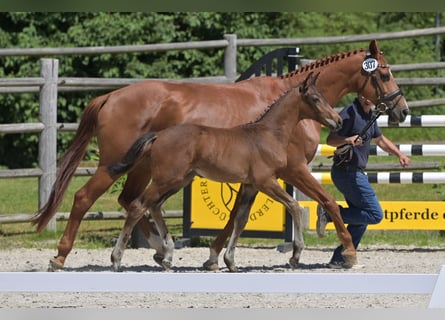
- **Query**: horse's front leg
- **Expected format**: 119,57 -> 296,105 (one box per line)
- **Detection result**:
203,184 -> 258,271
288,203 -> 304,268
203,216 -> 234,271
111,199 -> 146,272
223,184 -> 258,272
284,166 -> 356,266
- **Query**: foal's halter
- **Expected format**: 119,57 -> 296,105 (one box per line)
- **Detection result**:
358,52 -> 404,114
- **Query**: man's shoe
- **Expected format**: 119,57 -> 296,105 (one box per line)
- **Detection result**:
328,260 -> 365,270
328,260 -> 352,269
316,204 -> 329,238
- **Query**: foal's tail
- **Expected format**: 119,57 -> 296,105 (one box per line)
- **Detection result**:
108,132 -> 157,177
31,95 -> 109,232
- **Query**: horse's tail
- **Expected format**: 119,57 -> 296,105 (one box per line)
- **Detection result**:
108,132 -> 157,177
31,95 -> 109,232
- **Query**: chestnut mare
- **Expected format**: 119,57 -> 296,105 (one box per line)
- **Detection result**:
108,72 -> 342,271
32,40 -> 408,271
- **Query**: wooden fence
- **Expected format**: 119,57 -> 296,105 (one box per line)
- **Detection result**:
2,27 -> 445,229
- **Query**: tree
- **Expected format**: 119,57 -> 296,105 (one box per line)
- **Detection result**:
0,12 -> 443,168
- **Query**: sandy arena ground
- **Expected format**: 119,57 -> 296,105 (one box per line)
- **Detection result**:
0,244 -> 444,308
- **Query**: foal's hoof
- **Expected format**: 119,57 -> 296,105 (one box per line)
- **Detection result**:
153,253 -> 165,266
227,265 -> 238,272
161,259 -> 172,270
224,262 -> 237,273
288,257 -> 299,269
111,261 -> 122,272
203,260 -> 219,271
48,257 -> 64,272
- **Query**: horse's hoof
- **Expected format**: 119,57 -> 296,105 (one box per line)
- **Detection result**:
111,262 -> 122,272
161,259 -> 172,270
153,253 -> 164,266
112,265 -> 122,272
341,252 -> 358,266
226,264 -> 238,272
48,257 -> 64,272
288,257 -> 299,269
203,260 -> 219,271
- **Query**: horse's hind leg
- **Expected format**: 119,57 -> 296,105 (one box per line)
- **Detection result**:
144,174 -> 195,270
222,184 -> 258,272
146,202 -> 174,270
203,184 -> 258,271
50,166 -> 116,271
118,166 -> 165,266
111,197 -> 147,272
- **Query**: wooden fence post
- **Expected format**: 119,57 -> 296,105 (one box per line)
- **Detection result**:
38,58 -> 59,231
224,34 -> 237,81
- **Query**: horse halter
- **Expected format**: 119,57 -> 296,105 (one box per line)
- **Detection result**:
358,52 -> 404,114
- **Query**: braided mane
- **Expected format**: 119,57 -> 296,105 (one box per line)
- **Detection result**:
280,48 -> 365,79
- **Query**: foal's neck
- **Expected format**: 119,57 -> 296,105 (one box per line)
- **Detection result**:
254,88 -> 301,140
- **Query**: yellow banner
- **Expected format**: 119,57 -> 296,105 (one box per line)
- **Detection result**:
190,177 -> 286,231
303,200 -> 445,230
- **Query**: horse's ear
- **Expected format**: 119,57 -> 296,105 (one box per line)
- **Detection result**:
300,71 -> 314,93
369,40 -> 379,57
312,71 -> 320,85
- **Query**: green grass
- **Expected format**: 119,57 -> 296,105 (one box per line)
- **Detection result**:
1,162 -> 445,250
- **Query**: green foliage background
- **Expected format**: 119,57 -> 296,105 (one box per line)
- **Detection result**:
0,12 -> 444,168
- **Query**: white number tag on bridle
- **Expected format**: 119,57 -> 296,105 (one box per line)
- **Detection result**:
362,58 -> 378,73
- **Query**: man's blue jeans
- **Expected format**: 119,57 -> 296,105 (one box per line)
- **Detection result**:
330,166 -> 383,263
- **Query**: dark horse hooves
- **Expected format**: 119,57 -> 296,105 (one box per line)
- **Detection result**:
203,260 -> 219,271
153,253 -> 172,270
153,253 -> 164,266
288,256 -> 299,268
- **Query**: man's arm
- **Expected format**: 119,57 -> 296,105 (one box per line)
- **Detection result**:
374,135 -> 411,167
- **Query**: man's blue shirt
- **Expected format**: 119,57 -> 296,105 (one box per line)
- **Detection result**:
333,98 -> 382,169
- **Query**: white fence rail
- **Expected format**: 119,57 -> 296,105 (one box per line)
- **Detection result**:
0,266 -> 444,308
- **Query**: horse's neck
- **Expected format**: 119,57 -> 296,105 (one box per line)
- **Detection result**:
278,50 -> 366,107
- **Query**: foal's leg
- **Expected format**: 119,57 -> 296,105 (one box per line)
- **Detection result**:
203,184 -> 259,271
111,196 -> 147,272
118,166 -> 165,265
257,179 -> 305,268
146,200 -> 175,270
222,184 -> 258,272
141,174 -> 195,270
